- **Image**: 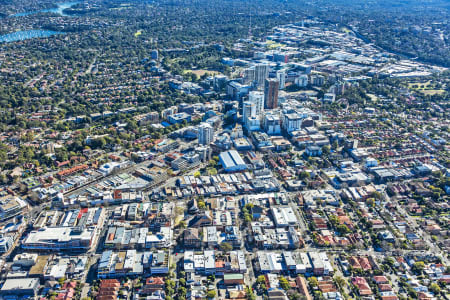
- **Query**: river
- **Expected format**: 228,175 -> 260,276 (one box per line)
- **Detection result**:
10,1 -> 80,18
0,2 -> 80,43
0,30 -> 64,43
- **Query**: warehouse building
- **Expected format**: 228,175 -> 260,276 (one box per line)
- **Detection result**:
219,150 -> 247,172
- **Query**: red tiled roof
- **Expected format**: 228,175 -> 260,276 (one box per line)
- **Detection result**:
378,284 -> 393,292
373,276 -> 389,284
145,277 -> 165,285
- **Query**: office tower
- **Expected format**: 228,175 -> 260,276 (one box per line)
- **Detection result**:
276,70 -> 286,89
249,91 -> 264,118
255,63 -> 269,88
198,122 -> 214,145
264,78 -> 279,109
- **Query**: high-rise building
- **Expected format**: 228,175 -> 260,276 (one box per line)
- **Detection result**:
264,78 -> 279,109
283,113 -> 303,133
198,122 -> 214,145
334,81 -> 346,95
255,64 -> 269,88
264,113 -> 281,135
242,101 -> 256,123
310,74 -> 325,86
295,74 -> 309,87
248,91 -> 264,118
196,146 -> 212,162
243,67 -> 256,84
276,70 -> 286,90
227,81 -> 249,100
242,101 -> 260,131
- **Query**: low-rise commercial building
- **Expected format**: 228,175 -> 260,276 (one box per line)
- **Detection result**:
0,278 -> 40,297
23,227 -> 95,252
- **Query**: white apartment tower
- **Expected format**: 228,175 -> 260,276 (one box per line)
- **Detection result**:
198,122 -> 214,145
276,70 -> 286,89
248,91 -> 264,118
242,101 -> 256,122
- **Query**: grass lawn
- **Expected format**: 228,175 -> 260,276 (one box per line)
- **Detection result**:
408,80 -> 432,89
183,69 -> 220,76
266,40 -> 284,49
419,89 -> 446,95
408,80 -> 446,95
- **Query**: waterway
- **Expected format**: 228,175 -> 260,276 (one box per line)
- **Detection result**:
10,1 -> 80,18
0,30 -> 64,43
0,2 -> 79,43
